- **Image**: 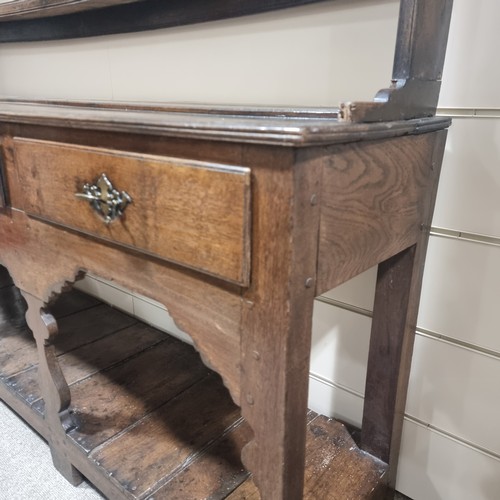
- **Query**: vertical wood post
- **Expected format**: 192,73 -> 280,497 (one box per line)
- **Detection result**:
341,0 -> 454,122
239,148 -> 323,499
361,130 -> 448,488
22,291 -> 82,486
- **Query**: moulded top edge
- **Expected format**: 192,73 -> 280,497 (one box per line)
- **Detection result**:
0,99 -> 452,147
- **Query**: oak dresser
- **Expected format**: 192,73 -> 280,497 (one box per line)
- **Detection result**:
0,1 -> 453,498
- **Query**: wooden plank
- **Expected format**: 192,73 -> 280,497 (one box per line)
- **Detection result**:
0,0 -> 140,20
0,0 -> 328,42
12,138 -> 251,286
148,420 -> 252,500
62,339 -> 211,453
53,304 -> 137,354
316,133 -> 435,294
0,285 -> 36,378
303,417 -> 387,499
5,323 -> 167,406
148,410 -> 320,499
0,298 -> 135,378
89,374 -> 241,499
0,100 -> 450,147
49,289 -> 100,318
228,416 -> 387,500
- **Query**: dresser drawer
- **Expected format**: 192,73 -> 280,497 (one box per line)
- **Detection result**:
11,138 -> 251,285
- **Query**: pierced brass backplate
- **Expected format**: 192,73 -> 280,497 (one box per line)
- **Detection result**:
75,173 -> 132,224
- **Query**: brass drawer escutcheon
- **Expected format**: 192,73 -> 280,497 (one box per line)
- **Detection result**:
76,173 -> 132,224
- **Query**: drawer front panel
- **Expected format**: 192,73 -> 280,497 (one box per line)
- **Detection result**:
12,138 -> 251,285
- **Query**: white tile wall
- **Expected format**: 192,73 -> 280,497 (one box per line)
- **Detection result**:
308,374 -> 364,427
406,334 -> 500,456
439,0 -> 500,109
310,301 -> 371,396
76,274 -> 192,345
397,418 -> 500,500
433,118 -> 500,237
418,236 -> 500,353
321,265 -> 377,311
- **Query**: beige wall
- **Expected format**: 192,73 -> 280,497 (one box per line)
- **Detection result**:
1,1 -> 499,498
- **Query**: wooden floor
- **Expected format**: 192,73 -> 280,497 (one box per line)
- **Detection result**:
0,266 -> 388,499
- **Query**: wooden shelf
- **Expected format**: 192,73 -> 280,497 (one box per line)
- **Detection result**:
0,265 -> 387,499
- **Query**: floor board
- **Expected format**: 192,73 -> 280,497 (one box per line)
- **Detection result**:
0,269 -> 389,499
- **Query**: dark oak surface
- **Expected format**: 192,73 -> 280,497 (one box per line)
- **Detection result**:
0,281 -> 388,499
0,0 -> 328,42
11,137 -> 251,286
0,99 -> 450,146
0,0 -> 142,20
0,2 -> 453,496
0,103 -> 449,500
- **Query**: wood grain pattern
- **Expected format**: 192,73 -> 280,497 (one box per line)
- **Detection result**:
0,0 -> 140,20
239,146 -> 322,499
11,137 -> 251,286
361,130 -> 448,488
66,340 -> 210,453
6,323 -> 166,407
148,420 -> 252,500
90,375 -> 241,498
228,416 -> 387,500
0,88 -> 452,498
0,209 -> 243,403
0,286 -> 397,499
316,133 -> 435,294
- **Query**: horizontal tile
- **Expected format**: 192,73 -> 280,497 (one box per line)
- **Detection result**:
397,418 -> 500,500
307,375 -> 363,428
311,301 -> 371,395
132,296 -> 193,345
418,236 -> 500,353
406,334 -> 500,456
439,0 -> 500,108
75,276 -> 134,315
320,266 -> 377,311
433,117 -> 500,238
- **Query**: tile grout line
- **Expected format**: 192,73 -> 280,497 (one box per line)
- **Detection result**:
430,227 -> 500,248
314,297 -> 500,361
404,414 -> 500,462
